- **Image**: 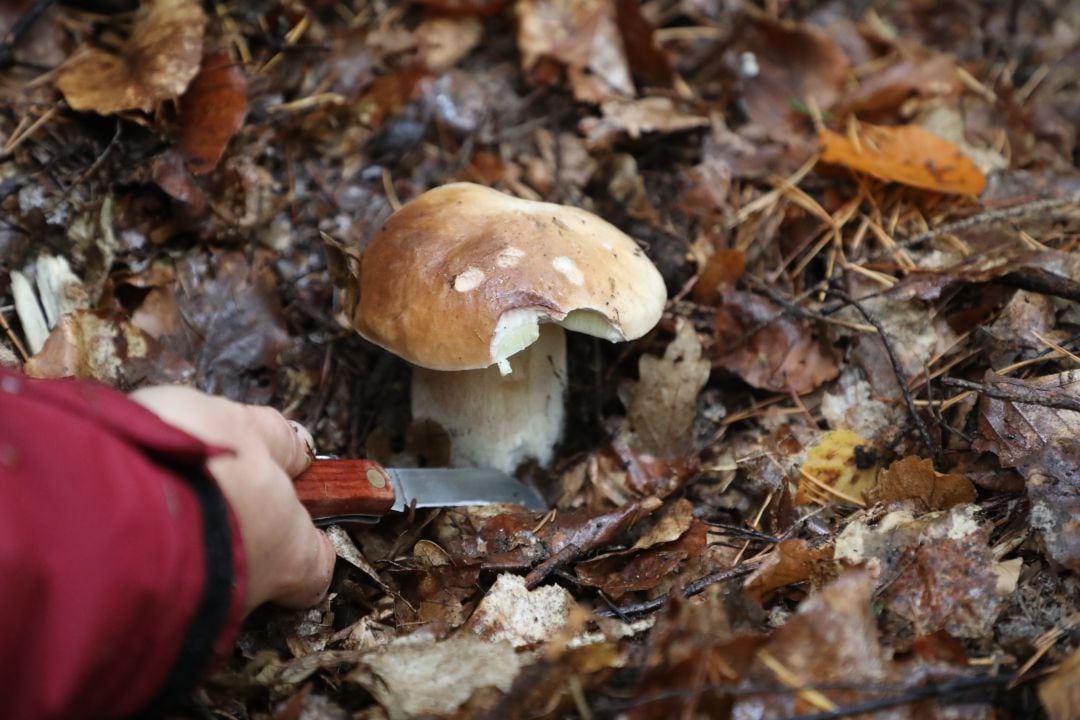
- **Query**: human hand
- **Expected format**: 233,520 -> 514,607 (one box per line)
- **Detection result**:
130,386 -> 335,614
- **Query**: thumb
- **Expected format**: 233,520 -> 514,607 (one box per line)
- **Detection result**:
265,524 -> 336,610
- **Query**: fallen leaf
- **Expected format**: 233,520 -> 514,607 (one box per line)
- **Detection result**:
866,456 -> 977,512
631,498 -> 694,550
24,310 -> 193,387
580,97 -> 709,148
796,429 -> 878,507
733,570 -> 896,718
974,370 -> 1080,468
692,248 -> 745,305
736,18 -> 851,137
843,51 -> 960,117
347,631 -> 521,720
613,0 -> 672,88
467,573 -> 575,647
150,150 -> 206,211
575,519 -> 707,598
177,52 -> 248,175
744,538 -> 834,603
625,319 -> 710,458
325,525 -> 388,593
714,289 -> 839,393
56,0 -> 205,115
515,0 -> 633,102
1039,645 -> 1080,720
819,123 -> 987,196
835,505 -> 1004,640
416,13 -> 484,72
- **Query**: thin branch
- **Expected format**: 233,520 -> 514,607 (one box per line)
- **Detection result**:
827,288 -> 941,468
941,377 -> 1080,413
597,559 -> 763,618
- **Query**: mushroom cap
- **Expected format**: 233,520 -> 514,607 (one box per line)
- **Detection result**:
347,182 -> 667,371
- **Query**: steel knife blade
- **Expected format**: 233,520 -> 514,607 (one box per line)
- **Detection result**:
295,458 -> 547,524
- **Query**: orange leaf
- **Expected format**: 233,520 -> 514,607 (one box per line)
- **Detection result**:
819,124 -> 986,196
178,53 -> 248,175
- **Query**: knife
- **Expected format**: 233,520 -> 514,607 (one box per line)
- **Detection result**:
294,458 -> 548,524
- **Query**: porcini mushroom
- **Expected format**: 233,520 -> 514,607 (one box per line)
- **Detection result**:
343,182 -> 666,472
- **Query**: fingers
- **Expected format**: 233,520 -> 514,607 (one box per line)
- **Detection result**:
243,405 -> 315,478
270,527 -> 336,610
132,385 -> 314,477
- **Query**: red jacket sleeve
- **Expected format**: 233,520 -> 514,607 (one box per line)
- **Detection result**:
0,370 -> 248,720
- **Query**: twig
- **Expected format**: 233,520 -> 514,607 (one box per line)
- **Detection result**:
827,288 -> 940,468
785,674 -> 1007,720
999,269 -> 1080,304
941,377 -> 1080,413
596,559 -> 762,617
0,309 -> 29,362
0,0 -> 55,69
889,195 -> 1079,253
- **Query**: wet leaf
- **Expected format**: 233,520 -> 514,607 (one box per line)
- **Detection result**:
714,289 -> 839,393
1040,645 -> 1080,720
466,573 -> 575,647
866,456 -> 977,512
744,538 -> 833,603
737,18 -> 851,137
575,519 -> 707,598
56,0 -> 205,115
733,570 -> 896,718
819,123 -> 987,196
24,310 -> 192,387
580,97 -> 709,148
836,505 -> 1004,640
796,429 -> 878,507
346,632 -> 521,720
178,53 -> 248,175
625,319 -> 710,458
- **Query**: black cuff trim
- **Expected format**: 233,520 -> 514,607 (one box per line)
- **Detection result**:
135,461 -> 235,717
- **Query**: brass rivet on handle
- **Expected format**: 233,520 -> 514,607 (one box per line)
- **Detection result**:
366,467 -> 387,489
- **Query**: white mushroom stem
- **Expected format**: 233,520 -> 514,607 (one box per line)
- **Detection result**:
410,323 -> 567,473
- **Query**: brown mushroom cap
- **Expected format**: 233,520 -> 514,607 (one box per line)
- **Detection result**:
348,182 -> 666,371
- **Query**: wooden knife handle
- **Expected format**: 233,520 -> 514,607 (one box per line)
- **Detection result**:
294,458 -> 396,518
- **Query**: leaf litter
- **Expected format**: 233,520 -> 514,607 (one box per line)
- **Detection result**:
2,0 -> 1080,717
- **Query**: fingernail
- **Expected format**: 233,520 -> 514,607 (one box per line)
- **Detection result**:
289,421 -> 316,457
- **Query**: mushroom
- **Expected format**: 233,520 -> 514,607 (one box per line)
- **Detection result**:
343,182 -> 666,473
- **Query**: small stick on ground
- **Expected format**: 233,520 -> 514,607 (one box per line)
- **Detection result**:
941,377 -> 1080,413
889,195 -> 1079,254
827,288 -> 941,468
597,559 -> 763,617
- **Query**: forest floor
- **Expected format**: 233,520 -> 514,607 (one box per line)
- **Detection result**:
2,0 -> 1080,718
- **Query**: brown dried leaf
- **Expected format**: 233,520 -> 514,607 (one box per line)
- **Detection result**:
467,573 -> 575,647
692,248 -> 745,305
714,289 -> 838,393
575,519 -> 707,598
975,370 -> 1080,467
744,538 -> 834,603
1040,646 -> 1080,720
736,18 -> 851,137
843,51 -> 960,117
580,97 -> 709,148
178,53 -> 248,175
23,310 -> 193,387
631,498 -> 694,551
836,505 -> 1003,640
866,456 -> 977,512
613,0 -> 672,88
56,0 -> 205,115
625,319 -> 710,458
347,632 -> 521,720
733,570 -> 896,718
416,13 -> 484,72
515,0 -> 633,102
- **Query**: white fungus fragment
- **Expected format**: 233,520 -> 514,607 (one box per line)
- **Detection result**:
552,256 -> 584,285
497,247 -> 525,268
453,267 -> 485,292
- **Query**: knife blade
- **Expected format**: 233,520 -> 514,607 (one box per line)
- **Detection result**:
294,458 -> 548,524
